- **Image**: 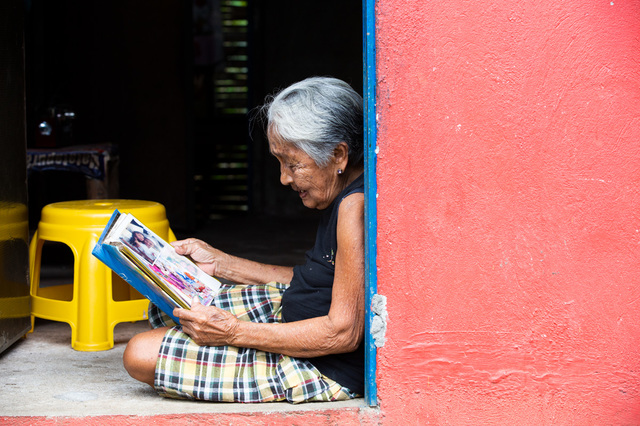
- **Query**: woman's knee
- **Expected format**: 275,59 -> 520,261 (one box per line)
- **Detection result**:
123,327 -> 168,386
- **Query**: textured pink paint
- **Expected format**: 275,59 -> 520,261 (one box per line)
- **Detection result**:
1,408 -> 379,425
375,0 -> 640,424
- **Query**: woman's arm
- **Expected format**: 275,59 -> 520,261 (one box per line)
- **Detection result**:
172,238 -> 294,285
175,192 -> 366,357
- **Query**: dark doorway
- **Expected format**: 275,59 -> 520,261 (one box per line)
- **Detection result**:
24,0 -> 363,232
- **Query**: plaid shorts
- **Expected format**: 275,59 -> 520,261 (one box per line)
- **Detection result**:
149,282 -> 356,403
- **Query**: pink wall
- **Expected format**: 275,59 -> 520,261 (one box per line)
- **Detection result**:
375,0 -> 640,424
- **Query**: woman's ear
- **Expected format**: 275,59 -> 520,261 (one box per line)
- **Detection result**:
333,142 -> 350,169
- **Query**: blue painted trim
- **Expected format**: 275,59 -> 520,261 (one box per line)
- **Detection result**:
363,0 -> 378,407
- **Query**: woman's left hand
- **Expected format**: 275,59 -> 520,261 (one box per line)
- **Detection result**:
174,300 -> 240,347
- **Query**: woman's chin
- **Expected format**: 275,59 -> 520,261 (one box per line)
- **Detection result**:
300,197 -> 317,209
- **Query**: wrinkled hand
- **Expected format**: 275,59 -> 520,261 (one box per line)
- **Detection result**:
171,238 -> 227,277
174,300 -> 240,347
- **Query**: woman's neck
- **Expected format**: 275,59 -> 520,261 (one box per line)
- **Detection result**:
343,164 -> 364,185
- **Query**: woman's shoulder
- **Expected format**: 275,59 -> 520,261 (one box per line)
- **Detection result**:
339,191 -> 364,208
336,191 -> 364,232
335,172 -> 365,217
320,172 -> 364,231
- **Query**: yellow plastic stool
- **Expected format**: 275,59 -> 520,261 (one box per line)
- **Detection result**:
0,202 -> 30,322
29,199 -> 176,351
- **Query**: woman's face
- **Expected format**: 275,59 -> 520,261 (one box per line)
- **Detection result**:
268,133 -> 342,210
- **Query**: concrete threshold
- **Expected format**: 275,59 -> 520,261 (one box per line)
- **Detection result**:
0,319 -> 365,418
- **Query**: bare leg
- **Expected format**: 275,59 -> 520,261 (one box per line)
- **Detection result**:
123,326 -> 170,387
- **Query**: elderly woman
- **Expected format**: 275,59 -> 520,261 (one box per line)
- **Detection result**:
123,76 -> 365,403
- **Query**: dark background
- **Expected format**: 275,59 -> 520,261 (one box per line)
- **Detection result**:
24,0 -> 363,232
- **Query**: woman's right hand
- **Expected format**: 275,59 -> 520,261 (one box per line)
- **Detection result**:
171,238 -> 228,277
172,238 -> 294,285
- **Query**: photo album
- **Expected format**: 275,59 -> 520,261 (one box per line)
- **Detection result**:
92,210 -> 221,323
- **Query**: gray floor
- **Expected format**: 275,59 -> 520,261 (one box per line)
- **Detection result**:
0,214 -> 363,417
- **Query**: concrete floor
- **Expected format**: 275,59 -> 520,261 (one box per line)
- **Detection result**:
0,319 -> 362,418
0,214 -> 364,419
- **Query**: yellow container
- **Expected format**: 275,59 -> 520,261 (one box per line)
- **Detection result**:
30,200 -> 176,351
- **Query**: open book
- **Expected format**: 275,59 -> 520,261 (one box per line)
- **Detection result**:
92,210 -> 221,323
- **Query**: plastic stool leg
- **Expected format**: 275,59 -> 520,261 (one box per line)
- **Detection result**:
28,231 -> 42,333
73,233 -> 112,351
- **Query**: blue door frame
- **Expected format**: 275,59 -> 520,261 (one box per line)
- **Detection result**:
363,0 -> 378,407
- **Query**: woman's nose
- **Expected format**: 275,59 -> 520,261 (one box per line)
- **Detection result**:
280,164 -> 293,186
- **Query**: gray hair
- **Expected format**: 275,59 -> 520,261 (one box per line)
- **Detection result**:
259,77 -> 363,168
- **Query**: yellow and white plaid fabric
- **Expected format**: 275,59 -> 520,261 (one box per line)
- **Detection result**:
149,282 -> 355,403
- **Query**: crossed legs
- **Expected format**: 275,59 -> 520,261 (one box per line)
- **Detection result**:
123,326 -> 170,387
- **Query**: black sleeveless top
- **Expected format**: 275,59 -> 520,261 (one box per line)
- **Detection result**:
282,172 -> 365,395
